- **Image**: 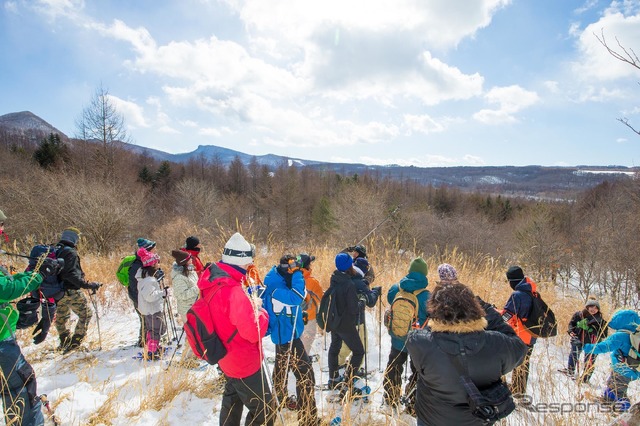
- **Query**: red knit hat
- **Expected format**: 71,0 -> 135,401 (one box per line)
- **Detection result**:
137,247 -> 160,267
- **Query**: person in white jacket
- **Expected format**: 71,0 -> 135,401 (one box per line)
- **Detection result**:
136,247 -> 167,360
170,249 -> 200,366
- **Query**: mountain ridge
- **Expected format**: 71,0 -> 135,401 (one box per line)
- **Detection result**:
1,111 -> 636,197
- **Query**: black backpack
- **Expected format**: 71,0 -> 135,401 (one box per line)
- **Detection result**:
317,286 -> 342,332
522,290 -> 557,338
26,244 -> 65,301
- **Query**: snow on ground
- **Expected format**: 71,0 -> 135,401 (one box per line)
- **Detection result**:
7,301 -> 638,425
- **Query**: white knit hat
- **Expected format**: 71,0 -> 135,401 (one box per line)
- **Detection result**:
221,232 -> 254,266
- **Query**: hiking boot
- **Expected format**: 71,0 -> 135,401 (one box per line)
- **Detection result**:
58,331 -> 71,352
64,333 -> 85,353
327,377 -> 344,390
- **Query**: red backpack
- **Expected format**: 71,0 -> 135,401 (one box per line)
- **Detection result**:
184,284 -> 237,365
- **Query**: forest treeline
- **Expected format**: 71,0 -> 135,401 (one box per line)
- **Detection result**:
1,130 -> 639,307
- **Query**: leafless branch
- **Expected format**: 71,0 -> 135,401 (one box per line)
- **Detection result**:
595,29 -> 640,70
617,117 -> 640,136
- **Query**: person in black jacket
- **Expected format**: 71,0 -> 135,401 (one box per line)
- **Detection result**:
327,253 -> 365,391
54,228 -> 101,352
559,297 -> 608,383
406,283 -> 527,426
127,238 -> 157,347
337,257 -> 381,375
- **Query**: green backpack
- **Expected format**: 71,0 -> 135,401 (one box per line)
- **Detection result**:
116,255 -> 137,287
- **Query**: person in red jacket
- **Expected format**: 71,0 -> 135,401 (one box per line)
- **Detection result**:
198,232 -> 275,426
182,236 -> 204,277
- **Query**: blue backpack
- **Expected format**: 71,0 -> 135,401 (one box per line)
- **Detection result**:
27,244 -> 65,301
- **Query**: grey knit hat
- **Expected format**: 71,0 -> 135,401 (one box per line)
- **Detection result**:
585,298 -> 600,309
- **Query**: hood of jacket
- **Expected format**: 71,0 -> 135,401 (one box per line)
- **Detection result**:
399,271 -> 428,293
198,261 -> 245,292
608,309 -> 640,332
514,278 -> 533,293
429,318 -> 488,334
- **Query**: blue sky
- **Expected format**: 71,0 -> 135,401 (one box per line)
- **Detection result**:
1,0 -> 639,167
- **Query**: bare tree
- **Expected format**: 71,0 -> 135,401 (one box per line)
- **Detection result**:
595,29 -> 640,136
75,84 -> 132,181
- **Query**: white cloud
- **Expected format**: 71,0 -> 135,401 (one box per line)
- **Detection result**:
463,154 -> 486,165
4,1 -> 18,13
403,113 -> 456,135
108,95 -> 148,128
572,6 -> 640,81
616,137 -> 628,143
473,85 -> 539,124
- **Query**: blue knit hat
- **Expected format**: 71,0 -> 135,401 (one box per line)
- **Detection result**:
137,238 -> 156,250
335,253 -> 353,272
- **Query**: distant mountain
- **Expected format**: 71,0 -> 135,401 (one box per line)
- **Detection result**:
1,110 -> 637,197
127,143 -> 325,168
0,111 -> 67,140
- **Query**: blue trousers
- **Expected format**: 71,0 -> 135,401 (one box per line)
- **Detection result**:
0,338 -> 44,426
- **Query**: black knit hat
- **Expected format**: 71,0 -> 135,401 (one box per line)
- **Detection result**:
428,283 -> 485,324
506,266 -> 525,283
185,236 -> 200,250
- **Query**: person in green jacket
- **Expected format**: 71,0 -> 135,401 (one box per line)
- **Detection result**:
1,227 -> 58,425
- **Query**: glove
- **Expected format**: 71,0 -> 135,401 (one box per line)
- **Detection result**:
154,268 -> 165,281
33,301 -> 56,344
577,318 -> 589,331
36,258 -> 58,279
86,281 -> 102,291
163,287 -> 169,299
247,285 -> 264,297
476,296 -> 495,312
372,286 -> 382,296
298,254 -> 313,270
302,311 -> 309,325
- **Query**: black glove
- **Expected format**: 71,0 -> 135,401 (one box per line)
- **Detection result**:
154,268 -> 165,281
372,286 -> 383,296
302,311 -> 309,325
33,301 -> 56,344
163,287 -> 169,299
476,296 -> 494,312
36,258 -> 58,279
86,281 -> 102,291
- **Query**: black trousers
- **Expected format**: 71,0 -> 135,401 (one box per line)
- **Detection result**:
328,327 -> 364,381
383,346 -> 417,405
220,368 -> 276,426
273,338 -> 318,426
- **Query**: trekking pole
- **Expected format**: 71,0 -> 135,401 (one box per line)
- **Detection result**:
165,327 -> 186,370
356,204 -> 402,245
160,277 -> 179,341
89,289 -> 102,351
261,359 -> 287,426
0,249 -> 36,260
362,310 -> 369,390
378,297 -> 382,371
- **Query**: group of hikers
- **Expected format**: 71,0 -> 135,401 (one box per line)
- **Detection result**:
1,210 -> 639,426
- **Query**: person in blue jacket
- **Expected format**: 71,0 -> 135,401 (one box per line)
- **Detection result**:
262,254 -> 319,426
584,309 -> 640,411
382,257 -> 430,412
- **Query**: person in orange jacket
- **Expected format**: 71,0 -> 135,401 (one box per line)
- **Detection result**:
299,253 -> 323,356
501,266 -> 537,400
